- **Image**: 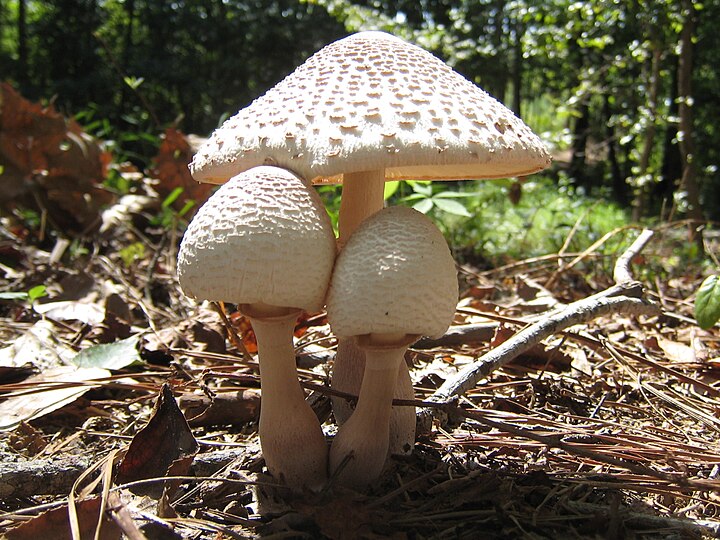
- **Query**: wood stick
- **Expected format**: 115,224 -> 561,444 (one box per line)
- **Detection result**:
418,229 -> 660,431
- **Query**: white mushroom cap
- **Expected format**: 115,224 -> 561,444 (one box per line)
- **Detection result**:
327,206 -> 458,339
191,31 -> 551,186
177,166 -> 336,312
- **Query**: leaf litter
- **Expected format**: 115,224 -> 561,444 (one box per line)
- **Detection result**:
0,90 -> 719,538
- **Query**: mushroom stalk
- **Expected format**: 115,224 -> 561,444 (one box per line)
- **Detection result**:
329,344 -> 406,487
249,310 -> 328,490
337,169 -> 386,248
331,339 -> 416,455
334,169 -> 416,456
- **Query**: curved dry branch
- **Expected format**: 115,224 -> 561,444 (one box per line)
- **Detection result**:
419,229 -> 661,429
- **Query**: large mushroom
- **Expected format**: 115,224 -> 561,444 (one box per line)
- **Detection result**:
325,206 -> 459,487
190,30 -> 551,454
177,166 -> 336,491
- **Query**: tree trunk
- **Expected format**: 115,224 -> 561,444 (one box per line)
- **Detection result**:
659,62 -> 682,218
17,0 -> 28,92
511,20 -> 523,116
569,101 -> 590,185
603,94 -> 627,205
676,0 -> 704,247
118,0 -> 136,120
631,44 -> 661,221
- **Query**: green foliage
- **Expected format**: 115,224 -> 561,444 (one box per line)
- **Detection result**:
0,284 -> 48,304
119,242 -> 145,267
695,274 -> 720,329
401,176 -> 629,265
72,335 -> 143,370
397,181 -> 473,218
317,184 -> 342,235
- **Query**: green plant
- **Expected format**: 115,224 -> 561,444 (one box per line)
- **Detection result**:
119,242 -> 146,267
151,187 -> 196,229
695,274 -> 720,329
411,176 -> 629,265
394,181 -> 474,217
0,284 -> 48,304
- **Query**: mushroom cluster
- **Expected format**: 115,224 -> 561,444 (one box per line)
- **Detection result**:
179,31 -> 551,491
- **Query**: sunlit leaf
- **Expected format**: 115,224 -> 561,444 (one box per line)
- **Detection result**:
71,335 -> 143,370
384,181 -> 400,199
412,198 -> 434,214
432,198 -> 472,217
695,274 -> 720,329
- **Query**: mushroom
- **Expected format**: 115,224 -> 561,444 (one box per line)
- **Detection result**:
189,30 -> 551,455
176,166 -> 336,491
325,206 -> 459,487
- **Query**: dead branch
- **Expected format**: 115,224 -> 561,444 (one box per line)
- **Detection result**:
419,229 -> 661,430
0,448 -> 243,500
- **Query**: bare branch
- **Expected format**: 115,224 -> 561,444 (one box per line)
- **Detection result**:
419,229 -> 660,430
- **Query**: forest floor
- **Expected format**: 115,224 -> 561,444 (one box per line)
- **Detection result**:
0,207 -> 718,539
1,87 -> 719,539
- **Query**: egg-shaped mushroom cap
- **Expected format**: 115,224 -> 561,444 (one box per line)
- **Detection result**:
327,206 -> 458,339
191,31 -> 551,186
177,166 -> 336,312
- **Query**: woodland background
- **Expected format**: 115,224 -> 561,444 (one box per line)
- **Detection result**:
0,0 -> 718,231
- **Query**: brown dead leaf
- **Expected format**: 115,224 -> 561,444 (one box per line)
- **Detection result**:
116,384 -> 198,498
151,127 -> 213,209
0,365 -> 111,431
645,336 -> 697,363
0,83 -> 113,232
4,495 -> 122,540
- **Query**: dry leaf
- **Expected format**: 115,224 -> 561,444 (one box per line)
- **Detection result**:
116,384 -> 198,497
0,83 -> 113,232
4,495 -> 122,540
0,365 -> 110,431
151,127 -> 213,209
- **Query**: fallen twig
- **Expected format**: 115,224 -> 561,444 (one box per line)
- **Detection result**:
419,229 -> 661,430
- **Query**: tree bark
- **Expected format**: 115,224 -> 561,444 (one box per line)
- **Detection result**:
511,19 -> 523,116
117,0 -> 136,120
17,0 -> 28,92
676,0 -> 704,247
631,44 -> 661,220
603,94 -> 627,205
569,101 -> 590,185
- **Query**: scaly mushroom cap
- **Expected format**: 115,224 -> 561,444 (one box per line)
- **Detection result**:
191,31 -> 551,185
327,206 -> 458,339
177,166 -> 336,312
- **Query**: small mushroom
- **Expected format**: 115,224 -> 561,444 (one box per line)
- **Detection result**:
176,166 -> 336,491
326,206 -> 458,487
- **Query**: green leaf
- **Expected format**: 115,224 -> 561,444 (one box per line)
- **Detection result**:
400,193 -> 428,203
695,274 -> 720,329
28,285 -> 48,303
0,285 -> 48,303
412,198 -> 434,214
72,335 -> 143,370
432,198 -> 472,217
408,181 -> 432,196
433,191 -> 477,199
162,187 -> 184,208
384,181 -> 400,200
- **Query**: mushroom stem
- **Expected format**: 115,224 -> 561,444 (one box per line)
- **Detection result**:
337,169 -> 386,248
333,168 -> 417,456
329,344 -> 406,487
248,310 -> 328,490
331,340 -> 416,455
